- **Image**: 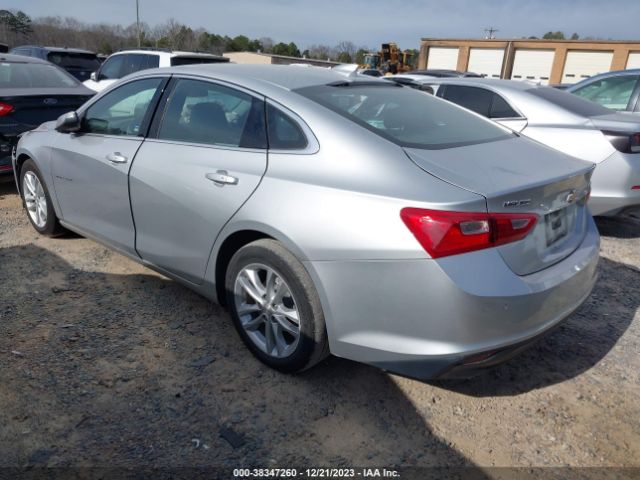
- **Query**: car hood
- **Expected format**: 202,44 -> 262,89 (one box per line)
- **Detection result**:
404,136 -> 593,198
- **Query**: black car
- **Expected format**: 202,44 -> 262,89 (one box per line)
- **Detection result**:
10,46 -> 101,82
408,69 -> 483,78
0,54 -> 94,176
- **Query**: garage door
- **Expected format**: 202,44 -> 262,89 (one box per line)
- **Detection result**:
627,52 -> 640,69
511,49 -> 555,84
561,51 -> 613,84
467,48 -> 504,78
426,47 -> 459,70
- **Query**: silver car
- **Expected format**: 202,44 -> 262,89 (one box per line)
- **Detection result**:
13,65 -> 599,379
394,76 -> 640,217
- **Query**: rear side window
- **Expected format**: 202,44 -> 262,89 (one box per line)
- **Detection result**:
571,75 -> 640,111
440,85 -> 519,119
120,54 -> 160,77
297,84 -> 511,150
158,79 -> 266,148
267,104 -> 307,150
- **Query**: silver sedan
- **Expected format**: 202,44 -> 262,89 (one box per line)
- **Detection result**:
13,65 -> 599,379
393,75 -> 640,217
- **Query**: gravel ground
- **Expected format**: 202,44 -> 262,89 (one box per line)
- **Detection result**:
1,180 -> 639,471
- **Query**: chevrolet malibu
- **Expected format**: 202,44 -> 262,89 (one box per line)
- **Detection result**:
13,65 -> 600,379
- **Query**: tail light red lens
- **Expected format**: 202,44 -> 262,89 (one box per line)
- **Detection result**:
0,102 -> 14,116
400,208 -> 538,258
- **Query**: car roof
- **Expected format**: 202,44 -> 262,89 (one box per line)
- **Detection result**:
0,53 -> 51,64
402,76 -> 539,91
13,45 -> 96,55
112,49 -> 225,58
567,68 -> 640,91
131,63 -> 382,91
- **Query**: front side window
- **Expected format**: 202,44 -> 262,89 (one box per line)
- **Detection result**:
82,78 -> 163,136
158,79 -> 266,148
297,83 -> 511,150
99,55 -> 125,80
571,75 -> 640,111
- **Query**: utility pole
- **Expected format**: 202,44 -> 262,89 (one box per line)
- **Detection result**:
484,27 -> 498,39
136,0 -> 141,48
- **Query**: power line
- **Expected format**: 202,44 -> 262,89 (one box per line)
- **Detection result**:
484,27 -> 498,39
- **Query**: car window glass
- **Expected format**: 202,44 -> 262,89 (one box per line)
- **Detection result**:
489,94 -> 520,118
158,79 -> 266,148
47,52 -> 101,71
0,62 -> 78,88
99,55 -> 124,80
442,85 -> 493,117
82,78 -> 162,136
571,75 -> 640,110
170,56 -> 223,66
527,87 -> 612,116
267,104 -> 307,150
297,84 -> 511,150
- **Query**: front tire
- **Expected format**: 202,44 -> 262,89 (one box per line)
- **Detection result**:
225,239 -> 329,373
20,159 -> 64,237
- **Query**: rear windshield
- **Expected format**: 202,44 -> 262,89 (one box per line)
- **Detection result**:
47,52 -> 101,71
296,83 -> 512,149
0,62 -> 78,88
527,86 -> 612,117
170,56 -> 228,66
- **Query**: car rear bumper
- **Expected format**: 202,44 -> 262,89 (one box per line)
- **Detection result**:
590,151 -> 640,216
307,215 -> 600,380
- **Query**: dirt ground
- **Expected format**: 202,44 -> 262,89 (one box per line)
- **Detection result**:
1,180 -> 639,472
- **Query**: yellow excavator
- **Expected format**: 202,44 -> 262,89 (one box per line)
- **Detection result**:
361,43 -> 415,75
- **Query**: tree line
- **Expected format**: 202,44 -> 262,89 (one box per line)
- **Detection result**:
0,9 -> 375,63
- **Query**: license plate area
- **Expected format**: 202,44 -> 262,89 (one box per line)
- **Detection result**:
545,208 -> 568,246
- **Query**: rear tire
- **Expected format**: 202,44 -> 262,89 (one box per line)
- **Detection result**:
225,239 -> 329,373
19,159 -> 65,237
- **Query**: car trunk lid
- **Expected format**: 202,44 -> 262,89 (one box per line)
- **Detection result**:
404,136 -> 595,275
0,91 -> 92,134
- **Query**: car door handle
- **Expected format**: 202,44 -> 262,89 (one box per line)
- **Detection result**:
106,152 -> 128,164
206,170 -> 238,186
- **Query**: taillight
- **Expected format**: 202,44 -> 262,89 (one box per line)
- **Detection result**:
0,102 -> 14,116
400,208 -> 538,258
603,131 -> 640,153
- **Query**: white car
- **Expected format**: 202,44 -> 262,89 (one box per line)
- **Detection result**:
83,49 -> 229,92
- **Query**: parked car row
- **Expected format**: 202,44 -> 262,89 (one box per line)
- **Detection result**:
387,74 -> 640,217
11,63 -> 605,380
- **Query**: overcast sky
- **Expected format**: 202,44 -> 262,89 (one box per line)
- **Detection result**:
8,0 -> 638,49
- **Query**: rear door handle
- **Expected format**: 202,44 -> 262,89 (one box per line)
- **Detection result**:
206,170 -> 238,186
106,152 -> 128,164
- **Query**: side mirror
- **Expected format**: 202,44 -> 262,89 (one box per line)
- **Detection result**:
55,111 -> 81,133
90,71 -> 98,82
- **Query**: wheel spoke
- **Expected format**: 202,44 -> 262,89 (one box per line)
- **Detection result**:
272,313 -> 299,337
264,318 -> 276,355
237,269 -> 265,306
274,304 -> 300,325
237,302 -> 262,316
243,313 -> 265,332
272,322 -> 288,356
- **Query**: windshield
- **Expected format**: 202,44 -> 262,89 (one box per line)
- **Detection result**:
47,52 -> 101,70
296,83 -> 512,149
0,61 -> 79,88
527,86 -> 612,117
